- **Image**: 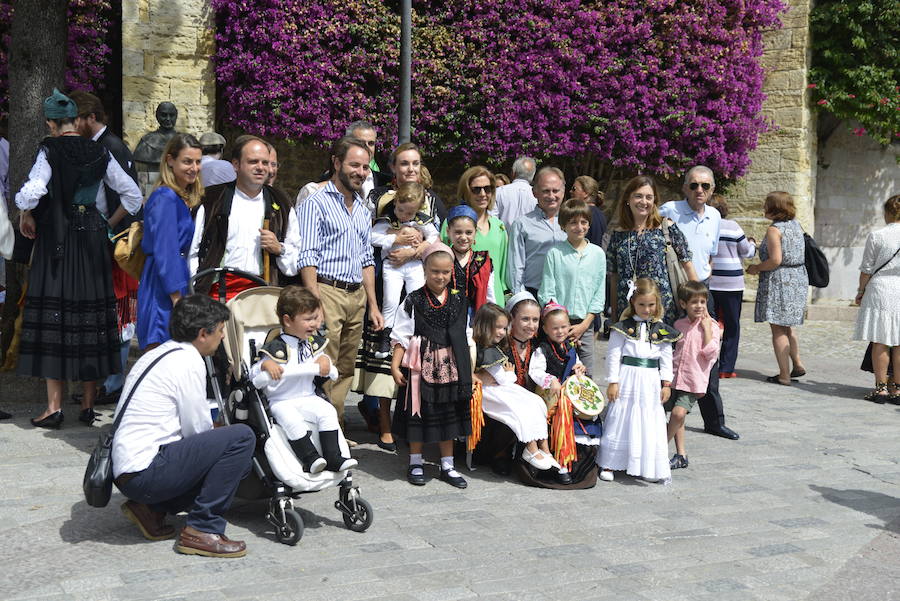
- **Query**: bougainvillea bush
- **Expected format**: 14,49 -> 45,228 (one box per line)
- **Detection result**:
809,0 -> 900,145
0,0 -> 111,120
213,0 -> 785,177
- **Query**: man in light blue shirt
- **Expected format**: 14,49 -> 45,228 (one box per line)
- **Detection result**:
660,165 -> 738,442
492,156 -> 538,226
506,167 -> 568,295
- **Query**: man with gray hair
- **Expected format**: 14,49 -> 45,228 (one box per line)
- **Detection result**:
506,166 -> 567,296
492,156 -> 538,226
660,165 -> 739,443
346,119 -> 390,200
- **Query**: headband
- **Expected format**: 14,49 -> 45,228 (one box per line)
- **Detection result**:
447,204 -> 478,224
541,300 -> 568,318
505,290 -> 537,314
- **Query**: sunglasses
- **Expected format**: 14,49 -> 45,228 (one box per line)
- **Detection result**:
689,182 -> 712,191
470,185 -> 492,195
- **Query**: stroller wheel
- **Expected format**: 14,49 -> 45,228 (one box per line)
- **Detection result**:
340,497 -> 373,532
275,508 -> 304,546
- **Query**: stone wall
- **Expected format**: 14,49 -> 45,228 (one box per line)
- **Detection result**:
121,0 -> 215,151
725,0 -> 816,298
813,123 -> 900,301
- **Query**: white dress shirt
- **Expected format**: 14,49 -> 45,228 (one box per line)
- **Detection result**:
15,146 -> 142,217
111,340 -> 211,477
492,178 -> 537,226
189,186 -> 301,277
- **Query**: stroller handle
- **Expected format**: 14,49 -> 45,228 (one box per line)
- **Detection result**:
189,267 -> 270,301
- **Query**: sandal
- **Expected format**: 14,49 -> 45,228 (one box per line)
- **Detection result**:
864,381 -> 890,404
888,382 -> 900,405
765,375 -> 791,386
790,368 -> 806,378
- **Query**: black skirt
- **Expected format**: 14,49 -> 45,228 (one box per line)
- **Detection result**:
17,206 -> 121,381
392,364 -> 472,444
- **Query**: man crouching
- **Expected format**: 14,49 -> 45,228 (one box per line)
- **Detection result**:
112,294 -> 254,557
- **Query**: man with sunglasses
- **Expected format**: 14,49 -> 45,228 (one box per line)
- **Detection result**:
660,166 -> 739,441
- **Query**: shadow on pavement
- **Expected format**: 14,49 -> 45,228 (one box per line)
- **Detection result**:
810,485 -> 900,533
60,495 -> 181,546
739,368 -> 871,401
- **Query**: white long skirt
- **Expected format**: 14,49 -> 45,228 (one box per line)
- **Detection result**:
481,383 -> 548,443
598,365 -> 671,481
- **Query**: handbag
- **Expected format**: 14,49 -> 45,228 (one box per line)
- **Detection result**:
83,348 -> 181,508
803,232 -> 829,288
111,220 -> 146,281
661,218 -> 689,296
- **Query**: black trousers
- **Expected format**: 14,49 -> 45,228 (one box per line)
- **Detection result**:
711,290 -> 743,374
118,425 -> 255,534
697,284 -> 727,430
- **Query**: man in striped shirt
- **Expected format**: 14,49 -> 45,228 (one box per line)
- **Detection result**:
297,137 -> 384,427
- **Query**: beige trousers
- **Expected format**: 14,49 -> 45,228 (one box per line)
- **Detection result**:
318,284 -> 366,425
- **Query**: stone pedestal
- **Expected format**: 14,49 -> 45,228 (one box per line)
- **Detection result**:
121,0 -> 215,151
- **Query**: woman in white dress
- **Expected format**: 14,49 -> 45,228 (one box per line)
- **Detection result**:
599,278 -> 681,483
854,195 -> 900,403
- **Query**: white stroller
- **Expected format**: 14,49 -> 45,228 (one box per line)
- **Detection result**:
194,268 -> 373,545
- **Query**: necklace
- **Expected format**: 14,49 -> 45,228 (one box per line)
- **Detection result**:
452,253 -> 473,299
509,335 -> 532,386
548,340 -> 567,363
425,287 -> 448,309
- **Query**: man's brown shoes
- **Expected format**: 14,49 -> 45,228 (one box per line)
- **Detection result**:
121,501 -> 175,541
175,526 -> 247,558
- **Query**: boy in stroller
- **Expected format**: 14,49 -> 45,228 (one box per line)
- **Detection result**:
249,286 -> 357,474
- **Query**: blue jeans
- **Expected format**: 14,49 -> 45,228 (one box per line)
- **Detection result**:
117,425 -> 255,534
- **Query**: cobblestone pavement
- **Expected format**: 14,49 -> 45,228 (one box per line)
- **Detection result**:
1,316 -> 899,601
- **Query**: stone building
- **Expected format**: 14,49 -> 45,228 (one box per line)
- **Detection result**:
119,0 -> 898,301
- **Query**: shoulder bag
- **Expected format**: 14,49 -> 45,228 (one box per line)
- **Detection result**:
661,219 -> 689,296
83,347 -> 181,508
802,231 -> 829,288
111,220 -> 146,281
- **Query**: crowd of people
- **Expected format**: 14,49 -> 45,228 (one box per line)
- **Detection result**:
2,88 -> 899,558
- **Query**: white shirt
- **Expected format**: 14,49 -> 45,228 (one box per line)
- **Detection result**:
371,219 -> 439,261
111,341 -> 212,477
492,178 -> 537,226
248,333 -> 338,403
189,186 -> 301,277
15,146 -> 142,217
659,200 -> 721,281
201,155 -> 237,187
528,346 -> 583,389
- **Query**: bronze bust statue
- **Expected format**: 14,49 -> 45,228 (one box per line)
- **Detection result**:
133,102 -> 179,167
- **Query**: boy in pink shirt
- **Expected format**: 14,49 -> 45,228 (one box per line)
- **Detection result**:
666,281 -> 721,469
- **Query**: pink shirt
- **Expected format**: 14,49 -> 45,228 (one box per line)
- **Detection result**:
672,317 -> 721,394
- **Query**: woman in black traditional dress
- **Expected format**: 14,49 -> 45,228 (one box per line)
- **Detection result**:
390,242 -> 473,488
16,89 -> 142,428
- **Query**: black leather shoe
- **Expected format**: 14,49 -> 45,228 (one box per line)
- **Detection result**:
78,408 -> 97,425
31,411 -> 63,429
705,425 -> 740,440
439,468 -> 468,489
376,439 -> 397,452
555,470 -> 573,485
407,465 -> 426,486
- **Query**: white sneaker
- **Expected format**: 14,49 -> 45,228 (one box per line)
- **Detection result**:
522,448 -> 553,470
599,469 -> 614,482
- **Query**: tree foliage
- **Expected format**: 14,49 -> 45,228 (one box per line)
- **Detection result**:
212,0 -> 785,177
809,0 -> 900,145
0,0 -> 111,120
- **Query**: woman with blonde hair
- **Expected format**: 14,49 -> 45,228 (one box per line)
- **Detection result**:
136,133 -> 203,350
747,191 -> 809,385
854,195 -> 900,402
440,165 -> 509,297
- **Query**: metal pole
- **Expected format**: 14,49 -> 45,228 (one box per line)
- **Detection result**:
399,0 -> 412,144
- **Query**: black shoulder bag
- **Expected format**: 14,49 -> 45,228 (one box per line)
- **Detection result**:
803,232 -> 830,288
83,348 -> 182,508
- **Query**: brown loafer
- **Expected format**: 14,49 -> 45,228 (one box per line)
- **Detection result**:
121,500 -> 175,541
175,526 -> 247,558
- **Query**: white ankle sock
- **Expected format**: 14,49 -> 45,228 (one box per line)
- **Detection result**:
440,456 -> 454,471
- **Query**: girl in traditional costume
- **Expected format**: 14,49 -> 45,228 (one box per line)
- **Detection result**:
472,303 -> 553,471
444,205 -> 495,324
391,242 -> 473,488
599,278 -> 681,483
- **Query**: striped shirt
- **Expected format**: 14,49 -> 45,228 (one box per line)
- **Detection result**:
297,181 -> 374,283
709,219 -> 756,291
